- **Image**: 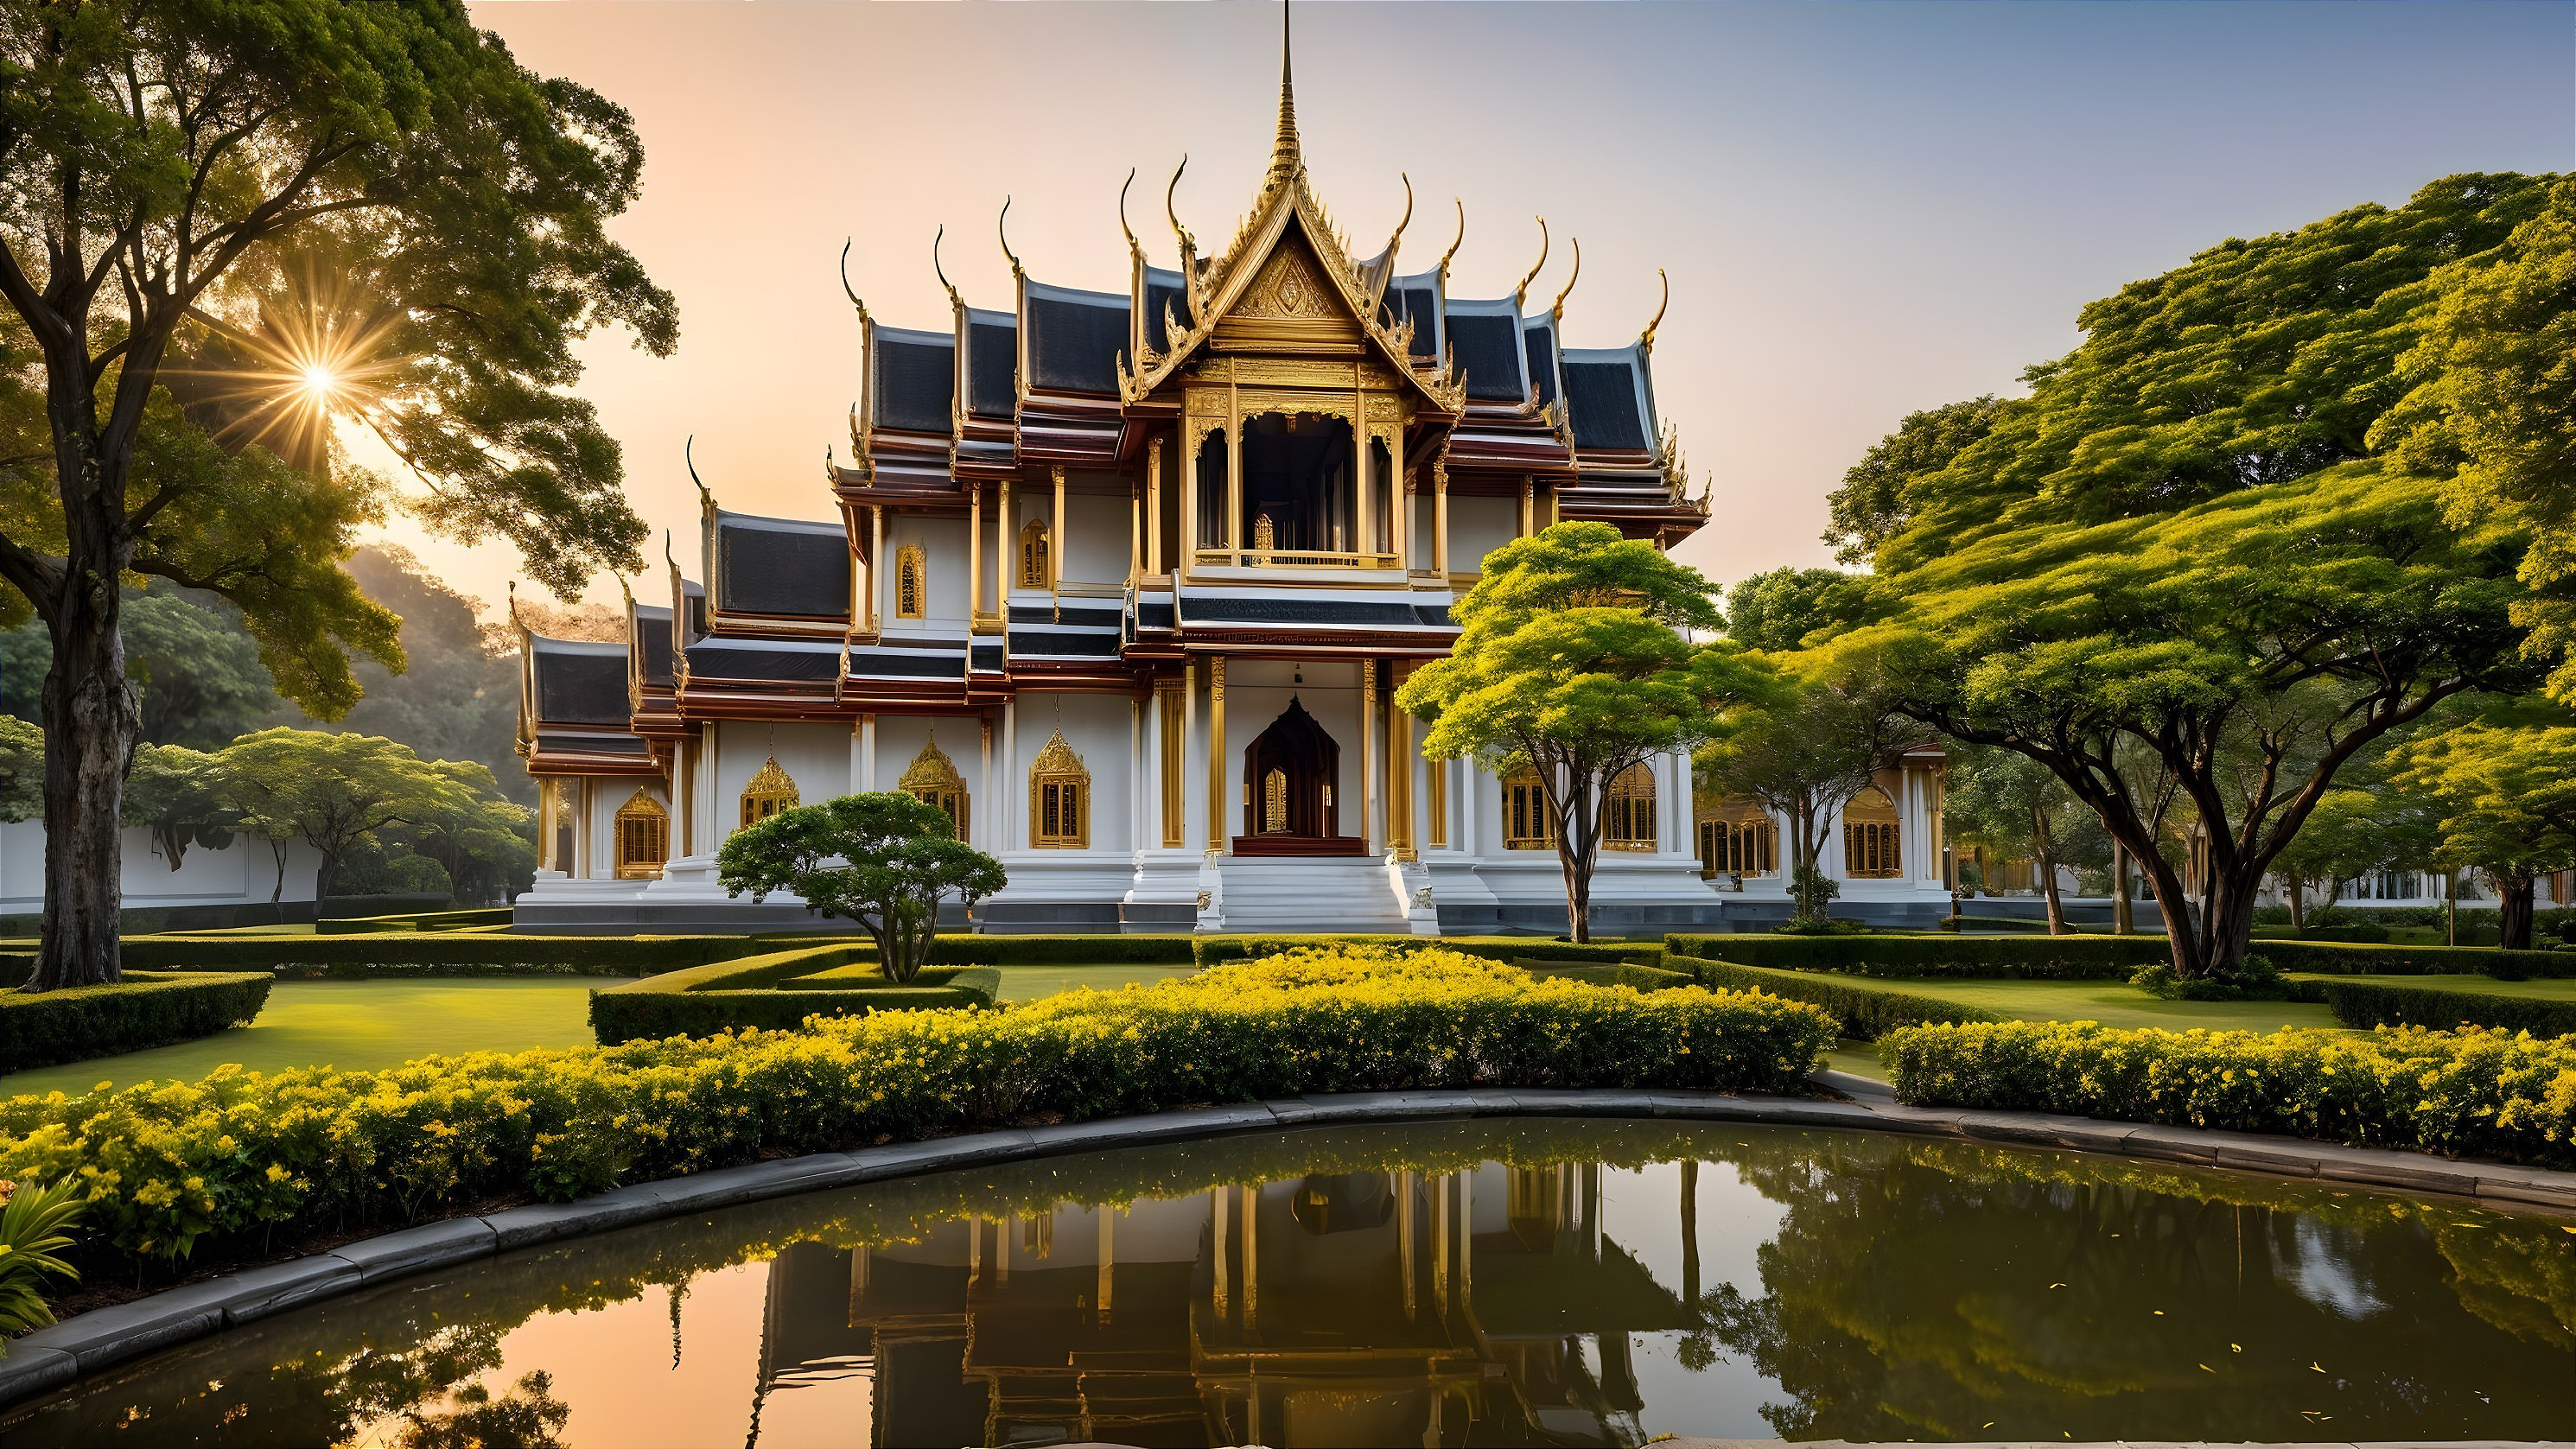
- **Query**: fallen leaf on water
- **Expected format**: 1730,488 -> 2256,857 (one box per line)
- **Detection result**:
2199,1364 -> 2214,1373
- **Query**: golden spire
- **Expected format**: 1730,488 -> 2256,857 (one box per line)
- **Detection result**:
1513,216 -> 1549,310
1639,267 -> 1670,353
1552,238 -> 1582,322
1265,0 -> 1301,191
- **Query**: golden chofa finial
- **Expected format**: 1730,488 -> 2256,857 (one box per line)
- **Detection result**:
837,238 -> 868,324
1437,199 -> 1464,284
932,225 -> 962,312
1266,0 -> 1301,189
998,196 -> 1025,283
686,434 -> 712,512
1639,267 -> 1669,353
1118,168 -> 1142,264
1552,238 -> 1581,323
1383,173 -> 1413,258
506,579 -> 525,632
1513,216 -> 1549,311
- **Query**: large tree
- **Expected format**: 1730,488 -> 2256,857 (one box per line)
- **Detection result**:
215,728 -> 467,905
3,590 -> 279,747
1400,522 -> 1770,942
1825,173 -> 2559,980
0,0 -> 677,988
1722,566 -> 1863,653
1821,396 -> 2002,566
2378,178 -> 2576,702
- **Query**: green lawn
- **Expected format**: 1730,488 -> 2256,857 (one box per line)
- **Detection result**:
989,963 -> 1196,1001
0,977 -> 601,1099
1820,975 -> 2350,1084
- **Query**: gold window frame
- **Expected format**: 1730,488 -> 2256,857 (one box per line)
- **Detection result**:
1027,728 -> 1090,849
1503,768 -> 1556,851
740,756 -> 800,829
894,543 -> 927,620
899,736 -> 970,842
1842,787 -> 1902,879
1603,762 -> 1657,852
1017,519 -> 1051,589
613,789 -> 668,880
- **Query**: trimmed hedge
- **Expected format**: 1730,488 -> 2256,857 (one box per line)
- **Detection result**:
2314,977 -> 2576,1039
118,932 -> 758,974
588,944 -> 1000,1044
1193,935 -> 1654,969
1666,931 -> 2161,980
315,908 -> 516,936
1880,1019 -> 2576,1169
0,947 -> 1833,1281
1667,952 -> 2001,1040
0,972 -> 272,1073
2255,939 -> 2576,979
927,935 -> 1196,966
1520,961 -> 1696,993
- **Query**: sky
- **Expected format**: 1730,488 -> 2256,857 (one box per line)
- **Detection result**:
391,0 -> 2576,613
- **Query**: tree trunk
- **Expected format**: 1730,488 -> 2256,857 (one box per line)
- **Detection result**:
270,840 -> 289,906
2495,871 -> 2536,950
29,585 -> 135,992
2444,869 -> 2459,946
2112,844 -> 2133,935
2032,804 -> 2067,935
1552,766 -> 1604,944
1679,1159 -> 1700,1305
2287,879 -> 2306,934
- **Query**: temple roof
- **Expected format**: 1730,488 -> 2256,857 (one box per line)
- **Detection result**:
528,636 -> 630,728
869,322 -> 957,437
1562,343 -> 1656,454
708,507 -> 852,620
1443,295 -> 1533,405
1022,280 -> 1130,397
958,306 -> 1017,419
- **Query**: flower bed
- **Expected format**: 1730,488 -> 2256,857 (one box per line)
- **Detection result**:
0,972 -> 273,1073
0,947 -> 1830,1281
1880,1019 -> 2576,1169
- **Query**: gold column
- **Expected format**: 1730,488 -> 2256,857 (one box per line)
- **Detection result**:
1097,1206 -> 1114,1325
1239,1182 -> 1259,1331
537,778 -> 558,871
1158,677 -> 1186,848
998,473 -> 1014,610
968,483 -> 984,625
1050,465 -> 1065,619
1206,656 -> 1227,853
1397,1170 -> 1416,1322
868,505 -> 885,634
1180,426 -> 1199,570
1353,382 -> 1371,556
1518,476 -> 1535,537
1360,658 -> 1378,853
1128,476 -> 1142,582
1212,1186 -> 1231,1317
1434,460 -> 1450,577
677,739 -> 695,857
1427,754 -> 1447,849
1389,661 -> 1414,859
1146,436 -> 1165,577
1225,380 -> 1243,553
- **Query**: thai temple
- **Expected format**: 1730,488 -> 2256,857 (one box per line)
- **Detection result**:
511,22 -> 1950,935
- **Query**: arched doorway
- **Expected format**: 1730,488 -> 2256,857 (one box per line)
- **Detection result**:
1236,697 -> 1358,855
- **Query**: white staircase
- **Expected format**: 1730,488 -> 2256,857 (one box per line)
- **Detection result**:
1212,855 -> 1411,931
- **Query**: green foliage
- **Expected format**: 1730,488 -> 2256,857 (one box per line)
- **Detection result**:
1821,395 -> 2002,565
111,931 -> 752,974
0,971 -> 271,1073
587,942 -> 1002,1044
0,948 -> 1830,1277
1190,935 -> 1651,969
2316,977 -> 2576,1038
1399,522 -> 1768,942
0,1177 -> 85,1348
1667,953 -> 2004,1040
1881,1019 -> 2576,1169
1721,567 -> 1862,652
121,744 -> 238,871
1665,931 -> 2166,979
1827,174 -> 2562,982
0,715 -> 35,823
0,593 -> 281,747
2377,178 -> 2576,702
2388,716 -> 2576,947
2257,937 -> 2576,978
214,729 -> 499,902
716,792 -> 1007,983
924,934 -> 1198,966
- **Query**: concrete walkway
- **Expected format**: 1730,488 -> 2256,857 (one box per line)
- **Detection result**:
3,1082 -> 2570,1412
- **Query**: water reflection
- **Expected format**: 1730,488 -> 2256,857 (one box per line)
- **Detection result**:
3,1120 -> 2567,1447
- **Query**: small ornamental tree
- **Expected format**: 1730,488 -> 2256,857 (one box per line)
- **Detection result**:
1397,522 -> 1771,943
1695,649 -> 1930,927
717,792 -> 1007,982
122,743 -> 239,872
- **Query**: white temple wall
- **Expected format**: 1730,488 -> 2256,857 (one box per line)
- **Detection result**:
1057,477 -> 1129,588
1447,496 -> 1517,575
710,719 -> 849,843
576,779 -> 669,880
1409,491 -> 1437,573
1000,691 -> 1135,855
1,819 -> 323,914
883,515 -> 972,635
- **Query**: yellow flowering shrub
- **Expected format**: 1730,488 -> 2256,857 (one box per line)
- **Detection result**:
1882,1020 -> 2576,1167
0,947 -> 1831,1277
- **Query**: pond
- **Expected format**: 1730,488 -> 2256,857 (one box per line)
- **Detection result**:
4,1119 -> 2569,1446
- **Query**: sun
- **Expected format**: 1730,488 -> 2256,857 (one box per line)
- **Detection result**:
296,362 -> 341,399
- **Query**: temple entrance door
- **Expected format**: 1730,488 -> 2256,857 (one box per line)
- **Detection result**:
1236,697 -> 1359,855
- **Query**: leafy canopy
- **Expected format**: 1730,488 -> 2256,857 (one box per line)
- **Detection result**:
718,791 -> 1008,983
214,727 -> 474,897
1821,395 -> 2000,566
1401,522 -> 1769,940
1722,567 -> 1863,653
1828,171 -> 2561,976
2378,178 -> 2576,702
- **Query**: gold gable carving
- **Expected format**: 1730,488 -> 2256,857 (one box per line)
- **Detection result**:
898,737 -> 965,792
1235,247 -> 1339,321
